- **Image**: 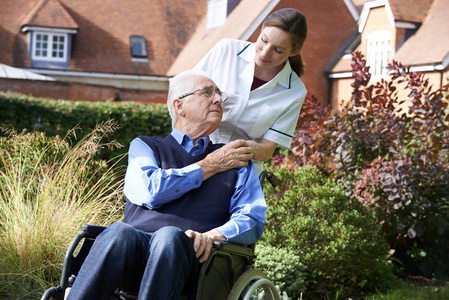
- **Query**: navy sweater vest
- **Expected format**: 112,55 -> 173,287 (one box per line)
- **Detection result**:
123,135 -> 238,233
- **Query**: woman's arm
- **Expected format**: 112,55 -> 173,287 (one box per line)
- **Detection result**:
246,138 -> 278,162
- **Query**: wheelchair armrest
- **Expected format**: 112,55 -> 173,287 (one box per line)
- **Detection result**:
81,224 -> 107,236
212,242 -> 254,257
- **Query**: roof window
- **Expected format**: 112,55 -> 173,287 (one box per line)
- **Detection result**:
130,36 -> 148,60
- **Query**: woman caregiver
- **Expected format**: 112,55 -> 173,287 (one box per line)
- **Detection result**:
194,8 -> 308,175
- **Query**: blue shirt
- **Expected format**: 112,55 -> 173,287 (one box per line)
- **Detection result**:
124,129 -> 267,245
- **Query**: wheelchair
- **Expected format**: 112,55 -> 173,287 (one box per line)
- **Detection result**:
41,170 -> 280,300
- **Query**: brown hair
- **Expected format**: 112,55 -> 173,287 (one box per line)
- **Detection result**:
263,8 -> 307,77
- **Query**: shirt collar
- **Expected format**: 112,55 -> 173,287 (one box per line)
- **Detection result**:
171,128 -> 211,154
270,60 -> 294,89
237,42 -> 293,89
237,42 -> 255,63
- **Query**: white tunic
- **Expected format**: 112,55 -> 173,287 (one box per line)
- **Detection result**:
194,38 -> 307,173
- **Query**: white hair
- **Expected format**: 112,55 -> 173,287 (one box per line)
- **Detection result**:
167,69 -> 211,128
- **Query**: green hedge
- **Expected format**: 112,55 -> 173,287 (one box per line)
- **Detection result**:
0,92 -> 172,162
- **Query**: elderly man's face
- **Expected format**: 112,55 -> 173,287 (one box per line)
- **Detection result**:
182,76 -> 224,130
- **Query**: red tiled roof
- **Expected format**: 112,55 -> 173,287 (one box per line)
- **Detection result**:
388,0 -> 433,23
0,0 -> 208,76
22,0 -> 78,29
0,0 -> 38,67
352,0 -> 371,13
394,0 -> 449,66
58,0 -> 207,76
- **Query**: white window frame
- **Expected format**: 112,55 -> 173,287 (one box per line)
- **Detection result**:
31,31 -> 68,62
366,30 -> 392,78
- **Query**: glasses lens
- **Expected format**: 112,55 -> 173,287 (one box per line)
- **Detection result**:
201,87 -> 214,98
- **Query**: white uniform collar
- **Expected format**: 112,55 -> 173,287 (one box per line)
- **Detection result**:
237,42 -> 294,90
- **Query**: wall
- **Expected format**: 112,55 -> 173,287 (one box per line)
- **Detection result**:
0,78 -> 167,103
330,70 -> 448,111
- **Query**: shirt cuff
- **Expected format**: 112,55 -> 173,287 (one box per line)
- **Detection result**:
214,222 -> 235,242
183,163 -> 203,189
263,129 -> 292,148
214,221 -> 259,246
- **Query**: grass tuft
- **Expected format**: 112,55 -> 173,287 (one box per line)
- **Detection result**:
0,120 -> 126,298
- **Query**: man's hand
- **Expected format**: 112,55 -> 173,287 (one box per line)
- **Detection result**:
196,140 -> 253,180
185,229 -> 226,263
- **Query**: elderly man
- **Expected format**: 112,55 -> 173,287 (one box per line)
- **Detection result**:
66,69 -> 267,300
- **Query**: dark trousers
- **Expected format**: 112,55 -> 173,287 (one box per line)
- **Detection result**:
67,222 -> 200,300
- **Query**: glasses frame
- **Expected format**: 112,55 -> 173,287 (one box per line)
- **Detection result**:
179,87 -> 228,102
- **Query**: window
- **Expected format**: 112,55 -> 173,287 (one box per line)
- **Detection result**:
32,32 -> 68,61
366,30 -> 392,78
130,36 -> 147,59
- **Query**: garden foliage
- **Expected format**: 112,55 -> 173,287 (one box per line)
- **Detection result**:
261,166 -> 390,298
0,122 -> 125,298
254,244 -> 307,299
0,92 -> 172,162
0,126 -> 108,185
273,52 -> 449,280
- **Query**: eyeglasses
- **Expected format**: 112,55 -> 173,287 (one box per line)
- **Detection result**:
179,87 -> 228,102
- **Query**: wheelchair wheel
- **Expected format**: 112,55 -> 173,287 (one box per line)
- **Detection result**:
227,269 -> 280,300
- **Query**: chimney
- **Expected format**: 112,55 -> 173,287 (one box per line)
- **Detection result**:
207,0 -> 241,29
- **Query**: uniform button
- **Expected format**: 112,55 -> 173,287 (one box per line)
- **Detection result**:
176,189 -> 179,193
195,180 -> 200,185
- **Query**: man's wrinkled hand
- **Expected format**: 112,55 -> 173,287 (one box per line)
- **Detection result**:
196,139 -> 254,180
208,140 -> 253,171
185,230 -> 213,263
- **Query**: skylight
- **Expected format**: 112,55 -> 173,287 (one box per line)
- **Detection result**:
130,36 -> 148,59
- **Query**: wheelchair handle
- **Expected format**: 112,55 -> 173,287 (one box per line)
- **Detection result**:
259,170 -> 279,189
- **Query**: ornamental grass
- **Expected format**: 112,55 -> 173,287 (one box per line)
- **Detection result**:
0,120 -> 126,299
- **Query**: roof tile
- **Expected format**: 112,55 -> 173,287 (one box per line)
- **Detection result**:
395,0 -> 449,66
22,0 -> 78,29
0,0 -> 208,76
388,0 -> 433,23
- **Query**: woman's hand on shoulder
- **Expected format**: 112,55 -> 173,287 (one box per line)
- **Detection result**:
245,139 -> 278,162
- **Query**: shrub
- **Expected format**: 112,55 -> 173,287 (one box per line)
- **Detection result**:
272,52 -> 449,280
261,166 -> 390,298
0,121 -> 125,299
255,244 -> 307,299
0,126 -> 109,186
0,92 -> 172,162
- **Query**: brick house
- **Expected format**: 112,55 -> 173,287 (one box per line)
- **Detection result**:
0,0 -> 208,102
328,0 -> 449,108
168,0 -> 359,106
0,0 -> 358,105
1,0 -> 446,107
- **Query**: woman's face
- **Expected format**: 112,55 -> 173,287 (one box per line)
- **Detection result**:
255,26 -> 296,71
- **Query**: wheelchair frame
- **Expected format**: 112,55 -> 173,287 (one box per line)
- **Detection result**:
41,171 -> 280,300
